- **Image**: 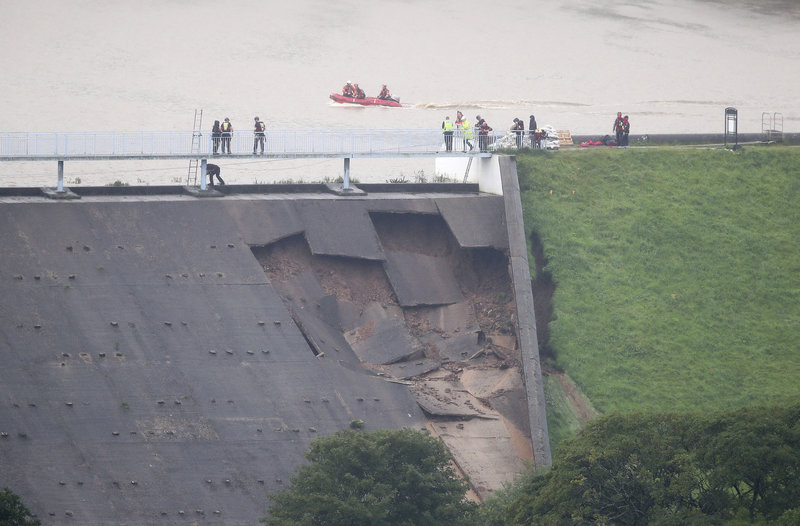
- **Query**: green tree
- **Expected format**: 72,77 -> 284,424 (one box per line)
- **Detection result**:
262,428 -> 476,525
504,405 -> 800,525
695,405 -> 800,521
0,488 -> 40,526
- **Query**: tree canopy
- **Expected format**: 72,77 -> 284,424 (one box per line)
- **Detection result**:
262,428 -> 476,525
0,488 -> 40,526
504,404 -> 800,525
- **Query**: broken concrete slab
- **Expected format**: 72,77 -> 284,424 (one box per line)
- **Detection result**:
222,200 -> 303,246
461,367 -> 532,435
411,379 -> 497,419
384,358 -> 441,380
344,302 -> 422,365
421,332 -> 483,364
383,251 -> 463,307
422,302 -> 479,334
297,201 -> 385,260
436,196 -> 509,250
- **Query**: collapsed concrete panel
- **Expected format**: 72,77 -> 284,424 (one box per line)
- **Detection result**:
344,302 -> 423,365
436,195 -> 509,250
383,251 -> 464,307
222,199 -> 304,246
297,200 -> 385,260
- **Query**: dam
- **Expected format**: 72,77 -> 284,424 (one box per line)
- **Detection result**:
0,155 -> 549,524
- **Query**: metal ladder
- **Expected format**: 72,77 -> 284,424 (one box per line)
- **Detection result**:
186,109 -> 203,185
462,157 -> 473,183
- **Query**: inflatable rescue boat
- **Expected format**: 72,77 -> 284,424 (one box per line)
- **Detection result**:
329,93 -> 401,107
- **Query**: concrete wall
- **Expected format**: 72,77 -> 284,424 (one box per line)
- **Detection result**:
497,155 -> 552,466
435,156 -> 504,195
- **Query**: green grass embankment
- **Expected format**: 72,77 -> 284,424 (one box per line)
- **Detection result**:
516,146 -> 800,446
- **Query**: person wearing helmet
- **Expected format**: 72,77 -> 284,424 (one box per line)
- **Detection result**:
456,111 -> 473,152
377,84 -> 391,100
353,83 -> 366,99
220,117 -> 233,154
342,81 -> 355,97
253,116 -> 266,154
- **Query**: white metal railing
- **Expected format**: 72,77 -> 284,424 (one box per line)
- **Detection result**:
0,129 -> 506,158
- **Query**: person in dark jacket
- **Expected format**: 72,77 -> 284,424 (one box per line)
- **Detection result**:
212,120 -> 221,155
529,115 -> 537,148
353,83 -> 366,99
613,112 -> 624,146
477,118 -> 492,152
253,116 -> 266,154
207,163 -> 224,186
622,115 -> 630,146
512,118 -> 524,148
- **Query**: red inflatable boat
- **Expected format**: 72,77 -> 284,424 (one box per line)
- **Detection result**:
329,93 -> 401,107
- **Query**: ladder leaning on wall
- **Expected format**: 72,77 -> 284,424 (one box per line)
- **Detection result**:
186,109 -> 203,185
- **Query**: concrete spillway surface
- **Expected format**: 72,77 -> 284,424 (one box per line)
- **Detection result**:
0,187 -> 542,523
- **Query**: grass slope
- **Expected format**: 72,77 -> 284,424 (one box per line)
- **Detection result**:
517,147 -> 800,424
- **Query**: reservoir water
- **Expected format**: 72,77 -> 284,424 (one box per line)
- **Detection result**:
1,0 -> 798,186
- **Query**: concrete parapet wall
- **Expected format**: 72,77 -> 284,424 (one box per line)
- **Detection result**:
497,155 -> 552,466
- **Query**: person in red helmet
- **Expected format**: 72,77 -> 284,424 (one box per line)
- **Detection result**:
353,83 -> 366,99
377,84 -> 392,100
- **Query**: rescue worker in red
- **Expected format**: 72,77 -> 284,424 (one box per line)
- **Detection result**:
343,81 -> 355,97
353,83 -> 366,99
613,112 -> 624,147
377,84 -> 393,101
476,116 -> 492,152
220,117 -> 233,154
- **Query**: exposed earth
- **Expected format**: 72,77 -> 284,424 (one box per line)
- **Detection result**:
252,212 -> 533,499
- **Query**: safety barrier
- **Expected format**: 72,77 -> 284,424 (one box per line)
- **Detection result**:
0,129 -> 504,159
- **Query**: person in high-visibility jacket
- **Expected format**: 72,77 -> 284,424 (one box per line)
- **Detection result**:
220,117 -> 233,154
458,114 -> 474,152
442,116 -> 454,152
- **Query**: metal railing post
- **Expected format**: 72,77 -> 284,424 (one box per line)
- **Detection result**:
200,158 -> 208,191
57,160 -> 64,192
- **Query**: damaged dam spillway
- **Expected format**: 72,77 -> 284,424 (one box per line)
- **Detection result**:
0,160 -> 549,524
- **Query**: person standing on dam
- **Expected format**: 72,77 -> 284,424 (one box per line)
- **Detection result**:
212,120 -> 221,155
442,116 -> 454,152
613,112 -> 624,146
622,115 -> 630,146
456,111 -> 474,152
221,117 -> 233,154
253,116 -> 266,154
